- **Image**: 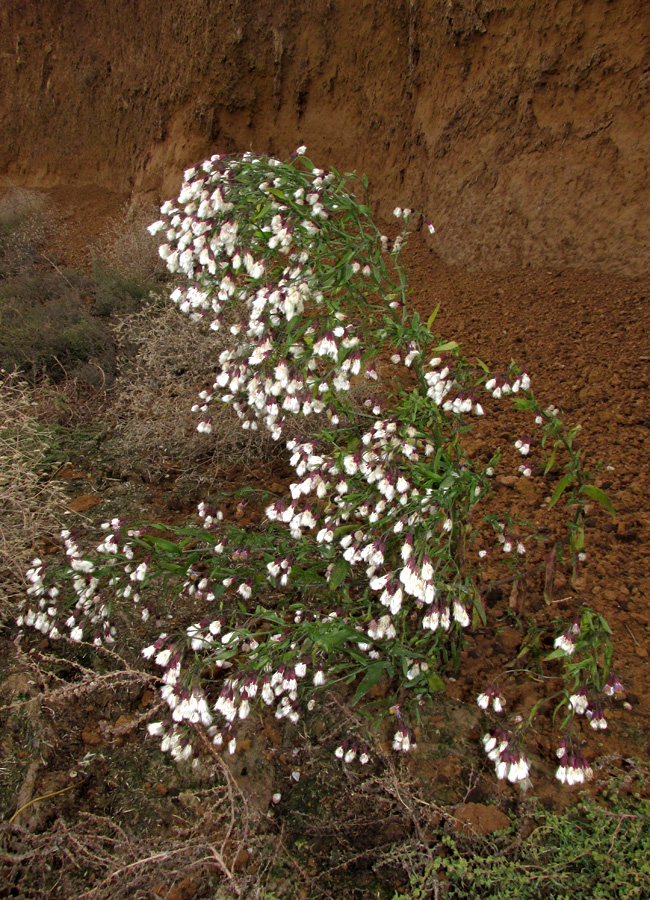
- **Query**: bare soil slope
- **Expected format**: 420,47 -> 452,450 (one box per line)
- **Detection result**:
1,0 -> 650,274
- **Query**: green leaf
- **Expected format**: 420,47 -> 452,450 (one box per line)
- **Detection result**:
573,527 -> 585,552
156,561 -> 186,574
581,484 -> 616,517
251,202 -> 272,224
315,626 -> 358,652
426,303 -> 441,331
544,446 -> 557,475
147,536 -> 184,553
267,187 -> 290,203
472,596 -> 487,627
352,660 -> 389,705
329,557 -> 351,590
547,473 -> 573,509
545,648 -> 569,662
433,340 -> 458,354
427,673 -> 445,693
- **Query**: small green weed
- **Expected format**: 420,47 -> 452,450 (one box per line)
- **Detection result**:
394,788 -> 650,899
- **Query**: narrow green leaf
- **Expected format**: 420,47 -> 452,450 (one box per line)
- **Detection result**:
147,536 -> 183,553
316,626 -> 358,652
472,596 -> 487,627
547,473 -> 573,509
573,527 -> 585,552
329,557 -> 351,590
545,647 -> 569,662
581,484 -> 616,517
156,561 -> 186,574
426,303 -> 441,332
544,446 -> 557,475
352,660 -> 388,705
267,187 -> 290,203
433,340 -> 458,354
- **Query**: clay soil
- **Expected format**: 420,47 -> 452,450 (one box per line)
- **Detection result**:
0,188 -> 649,899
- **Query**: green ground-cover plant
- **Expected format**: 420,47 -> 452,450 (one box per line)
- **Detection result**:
17,149 -> 617,789
392,783 -> 650,899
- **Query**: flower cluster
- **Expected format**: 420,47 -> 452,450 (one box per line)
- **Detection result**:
482,729 -> 530,784
555,741 -> 594,785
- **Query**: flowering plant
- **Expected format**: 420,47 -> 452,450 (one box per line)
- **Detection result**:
19,150 -> 617,786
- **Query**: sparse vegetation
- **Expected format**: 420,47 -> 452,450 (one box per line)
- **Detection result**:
0,163 -> 646,900
0,371 -> 66,606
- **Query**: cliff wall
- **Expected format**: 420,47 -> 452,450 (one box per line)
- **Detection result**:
1,0 -> 648,273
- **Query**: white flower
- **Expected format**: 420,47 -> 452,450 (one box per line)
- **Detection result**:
453,600 -> 470,628
589,714 -> 608,731
568,691 -> 588,715
344,747 -> 357,764
554,631 -> 575,655
155,648 -> 173,667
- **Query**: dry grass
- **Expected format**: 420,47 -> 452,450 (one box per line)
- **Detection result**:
0,186 -> 61,277
107,298 -> 279,478
92,201 -> 167,288
0,372 -> 66,607
0,776 -> 263,900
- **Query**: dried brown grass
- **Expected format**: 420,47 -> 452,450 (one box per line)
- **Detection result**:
92,201 -> 167,287
0,186 -> 61,277
0,372 -> 66,607
0,781 -> 261,900
108,298 -> 278,478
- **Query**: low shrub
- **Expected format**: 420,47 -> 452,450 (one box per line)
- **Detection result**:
91,201 -> 169,317
17,150 -> 617,793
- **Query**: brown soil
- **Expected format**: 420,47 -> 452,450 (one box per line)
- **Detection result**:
2,0 -> 650,276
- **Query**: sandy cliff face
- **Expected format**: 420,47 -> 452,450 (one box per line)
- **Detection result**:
1,0 -> 648,273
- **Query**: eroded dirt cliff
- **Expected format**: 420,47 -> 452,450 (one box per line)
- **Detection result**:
1,0 -> 649,272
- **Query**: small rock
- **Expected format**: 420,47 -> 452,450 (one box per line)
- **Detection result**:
587,366 -> 607,384
497,626 -> 521,653
81,727 -> 103,746
68,493 -> 102,512
453,802 -> 510,836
